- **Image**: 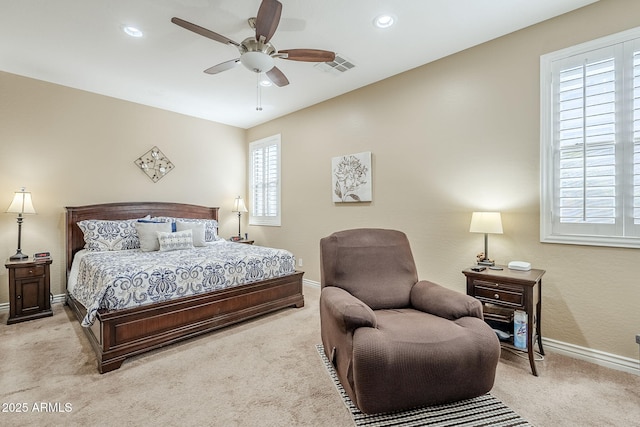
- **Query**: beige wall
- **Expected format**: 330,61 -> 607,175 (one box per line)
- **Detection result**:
247,0 -> 640,360
0,72 -> 246,301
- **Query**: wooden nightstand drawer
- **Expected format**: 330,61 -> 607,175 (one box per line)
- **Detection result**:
14,265 -> 45,279
473,280 -> 524,307
475,286 -> 523,306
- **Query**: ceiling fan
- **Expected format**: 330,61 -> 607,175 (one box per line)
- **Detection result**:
171,0 -> 336,88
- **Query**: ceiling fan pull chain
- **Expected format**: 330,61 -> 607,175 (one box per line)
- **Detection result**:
256,73 -> 263,111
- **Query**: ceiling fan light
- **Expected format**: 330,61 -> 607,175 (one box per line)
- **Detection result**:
240,52 -> 275,73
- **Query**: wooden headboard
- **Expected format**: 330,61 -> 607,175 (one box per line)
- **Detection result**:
65,202 -> 219,275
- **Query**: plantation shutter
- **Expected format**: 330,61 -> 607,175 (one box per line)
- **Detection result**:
249,135 -> 281,226
553,48 -> 619,236
634,49 -> 640,227
542,29 -> 640,247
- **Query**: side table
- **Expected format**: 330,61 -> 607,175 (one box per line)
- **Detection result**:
463,266 -> 545,376
233,239 -> 255,245
5,258 -> 53,324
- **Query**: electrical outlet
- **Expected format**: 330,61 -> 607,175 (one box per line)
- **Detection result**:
636,334 -> 640,345
298,258 -> 303,267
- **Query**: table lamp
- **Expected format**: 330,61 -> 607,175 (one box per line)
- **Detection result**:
232,196 -> 248,239
6,187 -> 36,261
469,211 -> 503,266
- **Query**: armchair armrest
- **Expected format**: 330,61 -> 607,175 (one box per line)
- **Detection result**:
410,280 -> 483,320
320,286 -> 377,332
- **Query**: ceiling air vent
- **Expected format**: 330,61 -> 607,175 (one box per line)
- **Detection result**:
315,54 -> 355,75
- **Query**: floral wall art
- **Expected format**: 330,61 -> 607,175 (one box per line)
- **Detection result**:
332,151 -> 372,202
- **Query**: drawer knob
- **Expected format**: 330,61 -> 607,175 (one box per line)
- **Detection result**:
17,295 -> 21,299
494,293 -> 500,299
29,270 -> 33,274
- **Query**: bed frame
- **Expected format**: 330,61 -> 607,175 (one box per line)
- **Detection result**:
65,202 -> 304,373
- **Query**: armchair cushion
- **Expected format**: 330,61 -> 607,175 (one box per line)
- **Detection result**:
352,309 -> 500,414
410,280 -> 484,320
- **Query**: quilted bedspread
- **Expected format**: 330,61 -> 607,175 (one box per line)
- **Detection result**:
69,242 -> 296,327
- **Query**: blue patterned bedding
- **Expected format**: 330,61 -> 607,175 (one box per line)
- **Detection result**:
68,242 -> 296,327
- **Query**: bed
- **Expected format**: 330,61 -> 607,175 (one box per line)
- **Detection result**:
65,202 -> 304,373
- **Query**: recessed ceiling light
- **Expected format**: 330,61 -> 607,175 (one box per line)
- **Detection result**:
373,14 -> 395,29
259,79 -> 272,87
123,25 -> 143,38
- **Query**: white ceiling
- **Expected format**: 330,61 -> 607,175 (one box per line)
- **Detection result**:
0,0 -> 598,129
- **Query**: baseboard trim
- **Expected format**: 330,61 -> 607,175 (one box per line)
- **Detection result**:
542,337 -> 639,375
52,293 -> 67,304
303,279 -> 320,288
3,287 -> 638,375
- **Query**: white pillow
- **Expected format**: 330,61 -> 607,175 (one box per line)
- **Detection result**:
157,229 -> 194,252
135,221 -> 172,252
176,221 -> 206,247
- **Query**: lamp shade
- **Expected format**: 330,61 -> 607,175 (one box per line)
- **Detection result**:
232,196 -> 248,213
469,212 -> 503,234
6,189 -> 36,214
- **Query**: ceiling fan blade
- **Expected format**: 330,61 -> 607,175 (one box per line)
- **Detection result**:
255,0 -> 282,43
204,58 -> 241,75
266,66 -> 289,87
278,49 -> 336,62
171,17 -> 240,47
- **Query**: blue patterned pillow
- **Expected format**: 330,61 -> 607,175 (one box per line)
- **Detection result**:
157,229 -> 194,252
78,218 -> 147,251
152,217 -> 221,242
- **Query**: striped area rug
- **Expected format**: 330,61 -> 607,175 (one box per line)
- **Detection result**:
316,345 -> 532,427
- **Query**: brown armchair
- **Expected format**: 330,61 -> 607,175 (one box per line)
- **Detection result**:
320,228 -> 500,414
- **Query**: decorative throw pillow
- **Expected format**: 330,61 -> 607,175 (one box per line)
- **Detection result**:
78,218 -> 145,251
135,221 -> 173,252
176,221 -> 206,247
153,217 -> 221,242
157,229 -> 194,252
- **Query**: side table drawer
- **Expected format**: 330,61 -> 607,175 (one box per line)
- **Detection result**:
14,265 -> 45,279
473,280 -> 524,307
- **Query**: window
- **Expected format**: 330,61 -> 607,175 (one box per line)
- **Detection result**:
540,26 -> 640,248
249,134 -> 281,226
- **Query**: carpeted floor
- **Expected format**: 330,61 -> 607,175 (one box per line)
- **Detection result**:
0,284 -> 638,426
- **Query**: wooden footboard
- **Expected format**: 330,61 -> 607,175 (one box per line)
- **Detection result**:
67,271 -> 304,373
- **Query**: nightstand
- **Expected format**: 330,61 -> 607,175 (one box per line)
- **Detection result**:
463,266 -> 545,376
5,258 -> 53,324
234,239 -> 254,245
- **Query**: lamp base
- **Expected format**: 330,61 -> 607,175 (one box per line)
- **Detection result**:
477,259 -> 495,266
10,251 -> 28,261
